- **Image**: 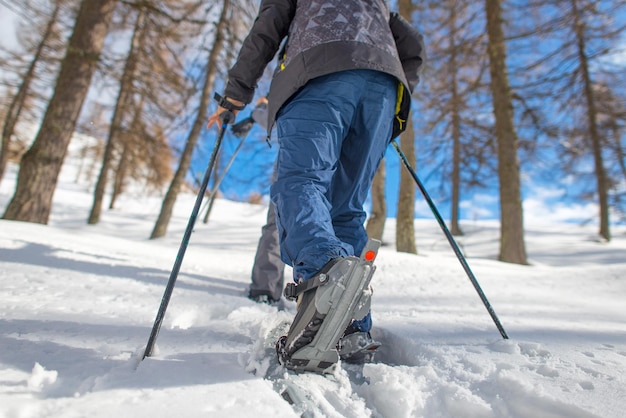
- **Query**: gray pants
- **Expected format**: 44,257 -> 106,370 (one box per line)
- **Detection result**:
249,202 -> 285,301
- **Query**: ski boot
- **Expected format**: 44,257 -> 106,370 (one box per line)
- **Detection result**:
276,239 -> 380,374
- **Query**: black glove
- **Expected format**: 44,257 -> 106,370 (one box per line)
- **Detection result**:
231,117 -> 255,138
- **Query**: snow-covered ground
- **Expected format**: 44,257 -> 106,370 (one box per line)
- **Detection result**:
1,137 -> 625,417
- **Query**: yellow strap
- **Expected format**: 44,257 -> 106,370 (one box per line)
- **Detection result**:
395,82 -> 405,130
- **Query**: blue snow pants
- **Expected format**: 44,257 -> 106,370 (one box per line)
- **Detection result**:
271,69 -> 397,332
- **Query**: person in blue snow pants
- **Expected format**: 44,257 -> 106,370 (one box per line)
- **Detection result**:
207,0 -> 425,336
271,70 -> 396,331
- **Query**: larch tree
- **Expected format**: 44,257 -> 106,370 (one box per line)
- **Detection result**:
395,0 -> 418,254
447,2 -> 465,236
2,0 -> 119,224
109,95 -> 174,208
122,0 -> 202,195
594,79 -> 626,223
571,0 -> 610,240
150,0 -> 232,239
87,3 -> 147,224
484,0 -> 528,264
0,0 -> 72,184
86,0 -> 202,221
418,0 -> 492,236
508,0 -> 626,241
365,164 -> 387,241
201,2 -> 256,225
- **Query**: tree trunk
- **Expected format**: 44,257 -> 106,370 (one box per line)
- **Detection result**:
109,143 -> 130,209
395,0 -> 417,254
109,96 -> 146,210
396,116 -> 418,254
0,2 -> 62,184
485,0 -> 528,264
88,7 -> 146,224
571,0 -> 610,241
150,0 -> 230,239
366,162 -> 387,241
2,0 -> 118,224
449,4 -> 464,237
202,149 -> 222,224
611,121 -> 626,181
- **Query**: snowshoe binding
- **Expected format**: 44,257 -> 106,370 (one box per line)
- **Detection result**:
276,239 -> 381,374
337,329 -> 381,364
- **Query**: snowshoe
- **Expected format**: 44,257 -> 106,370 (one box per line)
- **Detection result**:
337,331 -> 381,364
276,239 -> 380,374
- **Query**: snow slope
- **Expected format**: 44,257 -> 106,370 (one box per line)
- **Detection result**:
1,137 -> 625,417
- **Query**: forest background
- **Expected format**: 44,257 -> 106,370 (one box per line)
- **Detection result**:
0,0 -> 625,266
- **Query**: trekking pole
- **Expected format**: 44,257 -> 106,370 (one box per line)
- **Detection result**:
390,139 -> 509,339
200,132 -> 248,223
142,106 -> 236,360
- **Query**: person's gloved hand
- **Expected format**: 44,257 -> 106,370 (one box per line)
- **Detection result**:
231,117 -> 255,138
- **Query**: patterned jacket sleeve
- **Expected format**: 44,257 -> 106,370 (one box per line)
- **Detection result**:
224,0 -> 296,105
389,12 -> 425,93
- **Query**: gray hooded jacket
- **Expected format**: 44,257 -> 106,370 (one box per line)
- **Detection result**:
224,0 -> 425,138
